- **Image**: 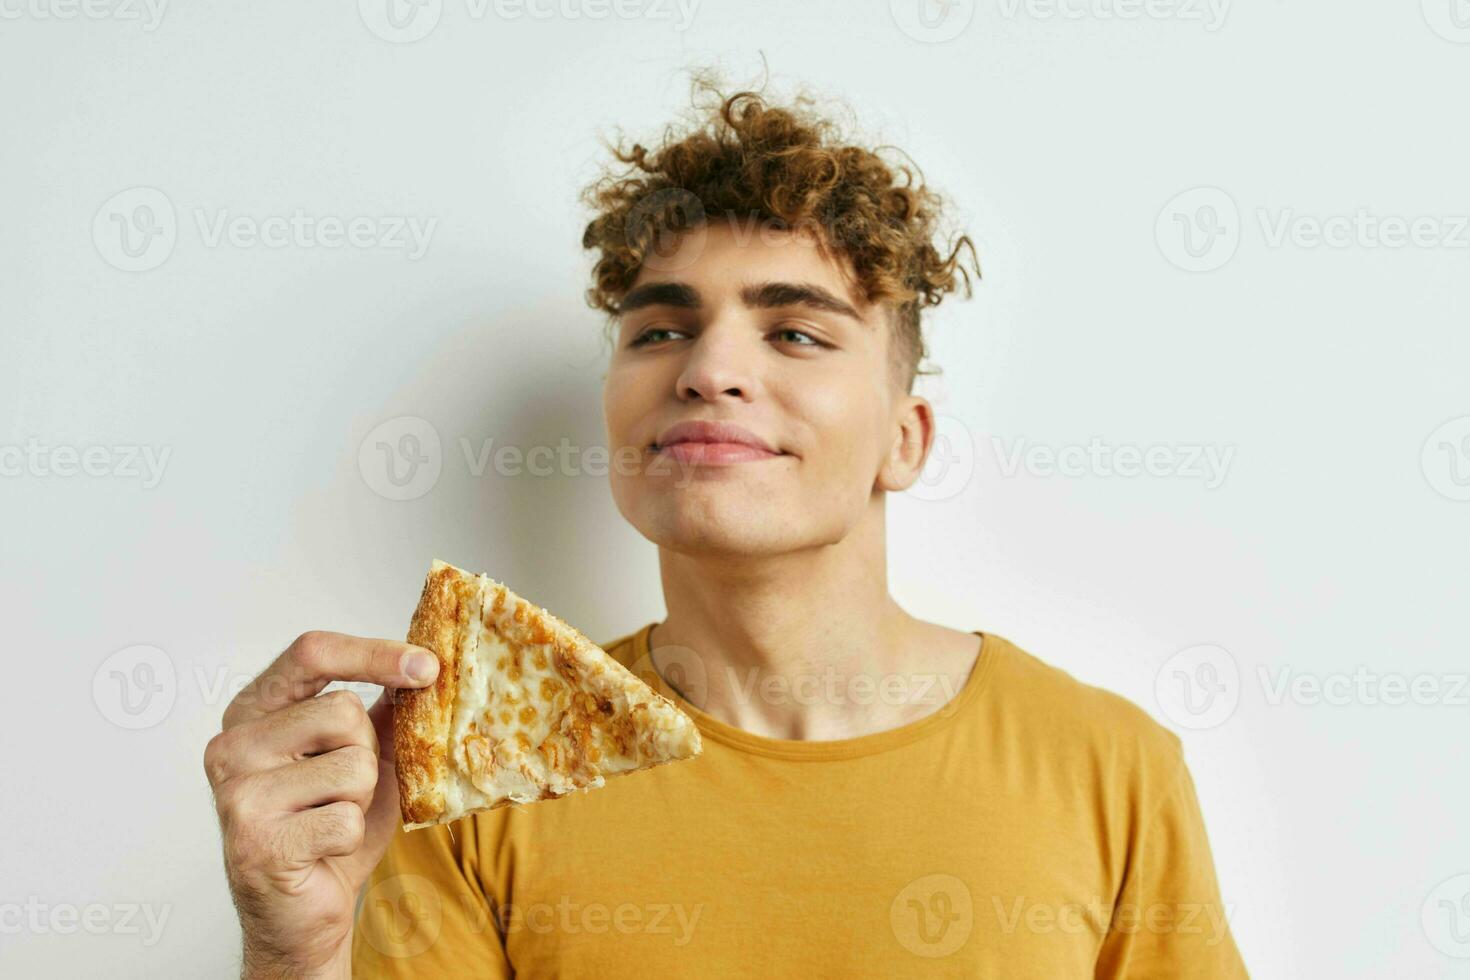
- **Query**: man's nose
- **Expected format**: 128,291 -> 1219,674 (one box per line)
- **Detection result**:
674,324 -> 757,403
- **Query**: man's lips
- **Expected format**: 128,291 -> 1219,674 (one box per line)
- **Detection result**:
651,420 -> 785,465
655,441 -> 780,465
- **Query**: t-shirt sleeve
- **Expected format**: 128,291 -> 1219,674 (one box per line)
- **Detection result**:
1095,753 -> 1250,979
351,817 -> 511,978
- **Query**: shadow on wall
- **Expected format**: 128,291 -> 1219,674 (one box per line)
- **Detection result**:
295,299 -> 657,642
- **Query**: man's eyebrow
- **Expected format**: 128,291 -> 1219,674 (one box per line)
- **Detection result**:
618,281 -> 702,314
739,281 -> 865,323
617,279 -> 866,324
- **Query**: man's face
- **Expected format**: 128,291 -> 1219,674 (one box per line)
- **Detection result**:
601,220 -> 929,557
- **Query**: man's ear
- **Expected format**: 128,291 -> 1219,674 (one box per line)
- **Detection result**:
877,395 -> 935,493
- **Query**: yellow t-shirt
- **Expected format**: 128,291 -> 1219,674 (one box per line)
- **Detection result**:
353,624 -> 1248,978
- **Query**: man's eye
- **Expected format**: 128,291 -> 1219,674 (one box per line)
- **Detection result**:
630,327 -> 685,346
772,326 -> 823,347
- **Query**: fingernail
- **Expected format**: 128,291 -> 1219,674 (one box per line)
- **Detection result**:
403,650 -> 438,683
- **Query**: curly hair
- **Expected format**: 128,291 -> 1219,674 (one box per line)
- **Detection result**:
579,70 -> 980,391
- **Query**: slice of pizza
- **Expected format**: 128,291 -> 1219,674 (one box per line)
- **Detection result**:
394,559 -> 701,829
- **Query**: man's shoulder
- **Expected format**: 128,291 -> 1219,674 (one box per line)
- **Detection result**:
987,632 -> 1185,772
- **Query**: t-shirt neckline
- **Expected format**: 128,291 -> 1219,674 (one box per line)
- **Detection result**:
633,622 -> 998,761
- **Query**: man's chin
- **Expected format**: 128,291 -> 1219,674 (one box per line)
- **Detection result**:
637,504 -> 791,558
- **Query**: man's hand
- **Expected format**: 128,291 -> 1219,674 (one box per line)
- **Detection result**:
204,631 -> 439,979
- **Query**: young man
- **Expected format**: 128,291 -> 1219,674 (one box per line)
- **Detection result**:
205,81 -> 1248,977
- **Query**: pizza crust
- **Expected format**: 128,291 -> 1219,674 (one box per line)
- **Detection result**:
394,560 -> 479,827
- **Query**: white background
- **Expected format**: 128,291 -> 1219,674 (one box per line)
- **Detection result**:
3,1 -> 1469,976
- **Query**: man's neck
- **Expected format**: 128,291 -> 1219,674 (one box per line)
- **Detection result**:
649,498 -> 976,740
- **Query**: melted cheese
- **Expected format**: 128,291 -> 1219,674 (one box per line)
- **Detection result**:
442,575 -> 698,812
